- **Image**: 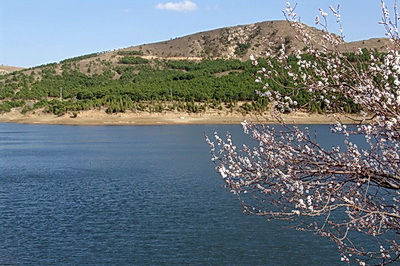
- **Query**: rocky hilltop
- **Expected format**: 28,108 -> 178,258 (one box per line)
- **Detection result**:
120,20 -> 392,60
4,20 -> 392,73
10,19 -> 388,76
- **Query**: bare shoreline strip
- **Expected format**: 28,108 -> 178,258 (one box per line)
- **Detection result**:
0,110 -> 363,126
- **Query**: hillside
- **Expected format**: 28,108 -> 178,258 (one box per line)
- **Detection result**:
0,65 -> 25,75
0,20 -> 390,122
121,20 -> 392,60
3,20 -> 391,75
12,20 -> 389,76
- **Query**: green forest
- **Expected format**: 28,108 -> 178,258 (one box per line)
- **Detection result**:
0,53 -> 366,116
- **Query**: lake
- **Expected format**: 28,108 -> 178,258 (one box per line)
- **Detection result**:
0,123 -> 344,265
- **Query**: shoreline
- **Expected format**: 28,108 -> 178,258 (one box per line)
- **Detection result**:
0,110 -> 364,126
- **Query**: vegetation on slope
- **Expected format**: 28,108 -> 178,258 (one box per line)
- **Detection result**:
0,50 -> 371,116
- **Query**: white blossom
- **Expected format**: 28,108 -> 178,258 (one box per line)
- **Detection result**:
208,2 -> 400,265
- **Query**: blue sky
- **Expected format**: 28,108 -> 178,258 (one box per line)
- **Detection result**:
0,0 -> 396,67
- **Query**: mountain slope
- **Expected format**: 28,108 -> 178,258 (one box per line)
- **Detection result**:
0,20 -> 390,119
15,19 -> 388,77
0,65 -> 25,75
2,20 -> 392,73
118,20 -> 392,60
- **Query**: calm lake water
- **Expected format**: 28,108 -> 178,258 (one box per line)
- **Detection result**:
0,123 -> 345,265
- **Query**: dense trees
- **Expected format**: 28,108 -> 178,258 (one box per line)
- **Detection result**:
60,52 -> 102,64
119,56 -> 149,65
117,50 -> 143,56
0,53 -> 362,116
0,58 -> 257,115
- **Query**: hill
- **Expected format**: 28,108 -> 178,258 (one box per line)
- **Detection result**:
17,20 -> 389,77
0,65 -> 25,75
121,20 -> 391,60
0,20 -> 390,123
3,20 -> 392,74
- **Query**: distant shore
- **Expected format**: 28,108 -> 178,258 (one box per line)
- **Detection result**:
0,109 -> 364,126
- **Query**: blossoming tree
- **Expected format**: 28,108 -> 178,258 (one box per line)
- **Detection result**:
207,1 -> 400,264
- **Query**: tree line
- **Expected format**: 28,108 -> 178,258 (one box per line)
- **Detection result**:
0,54 -> 366,115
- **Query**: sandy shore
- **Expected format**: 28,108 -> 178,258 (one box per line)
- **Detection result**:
0,109 -> 364,126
